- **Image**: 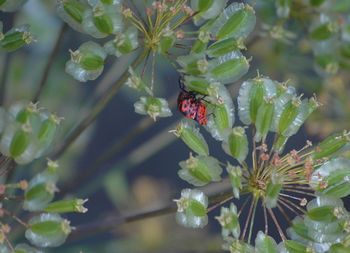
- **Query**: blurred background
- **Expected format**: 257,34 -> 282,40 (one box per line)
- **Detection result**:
1,0 -> 350,252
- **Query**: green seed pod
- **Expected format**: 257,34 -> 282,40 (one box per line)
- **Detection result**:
255,231 -> 278,253
273,135 -> 288,154
222,127 -> 248,163
330,244 -> 350,253
205,85 -> 235,140
25,213 -> 71,248
270,85 -> 296,133
24,182 -> 57,211
23,160 -> 59,211
183,76 -> 211,95
255,97 -> 275,142
178,154 -> 222,186
206,51 -> 249,84
105,27 -> 139,57
216,203 -> 240,238
310,22 -> 338,41
172,119 -> 209,156
175,188 -> 208,228
56,0 -> 88,32
287,217 -> 311,242
265,173 -> 282,208
283,240 -> 307,253
14,243 -> 43,253
66,41 -> 107,82
177,53 -> 208,75
82,4 -> 123,38
45,198 -> 88,213
312,131 -> 350,160
210,2 -> 256,40
306,196 -> 343,222
238,77 -> 277,125
315,54 -> 339,75
158,26 -> 176,54
310,158 -> 350,198
206,38 -> 245,58
222,237 -> 255,253
9,127 -> 31,157
226,163 -> 242,199
0,25 -> 34,52
191,0 -> 228,26
134,96 -> 172,121
310,0 -> 326,7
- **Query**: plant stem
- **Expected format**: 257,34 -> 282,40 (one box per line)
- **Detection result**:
32,23 -> 68,103
51,49 -> 149,159
0,53 -> 11,106
68,187 -> 232,242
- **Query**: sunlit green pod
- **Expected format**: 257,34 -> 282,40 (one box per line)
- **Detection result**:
65,41 -> 107,82
45,198 -> 88,213
177,53 -> 208,75
88,0 -> 122,6
255,98 -> 275,142
173,119 -> 209,156
275,0 -> 292,18
226,163 -> 242,199
206,38 -> 245,58
282,240 -> 307,253
9,128 -> 31,157
210,2 -> 256,40
308,228 -> 344,244
306,196 -> 344,222
134,96 -> 172,121
205,84 -> 235,140
206,51 -> 249,84
191,0 -> 228,26
313,131 -> 350,160
178,154 -> 222,186
0,25 -> 34,52
281,97 -> 319,137
310,158 -> 350,198
270,85 -> 296,132
14,243 -> 43,253
0,0 -> 27,12
175,188 -> 208,228
104,27 -> 139,57
183,75 -> 211,95
265,174 -> 282,208
216,203 -> 240,238
255,231 -> 278,253
56,0 -> 87,32
82,4 -> 123,38
222,127 -> 248,163
238,77 -> 277,125
25,213 -> 71,248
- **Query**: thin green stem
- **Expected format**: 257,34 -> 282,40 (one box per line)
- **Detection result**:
0,53 -> 11,106
241,196 -> 254,241
32,23 -> 68,103
247,198 -> 258,244
51,49 -> 148,159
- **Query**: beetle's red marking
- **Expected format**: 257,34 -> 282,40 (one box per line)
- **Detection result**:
177,77 -> 208,125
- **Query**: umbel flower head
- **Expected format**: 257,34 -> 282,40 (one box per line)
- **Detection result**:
174,74 -> 350,252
